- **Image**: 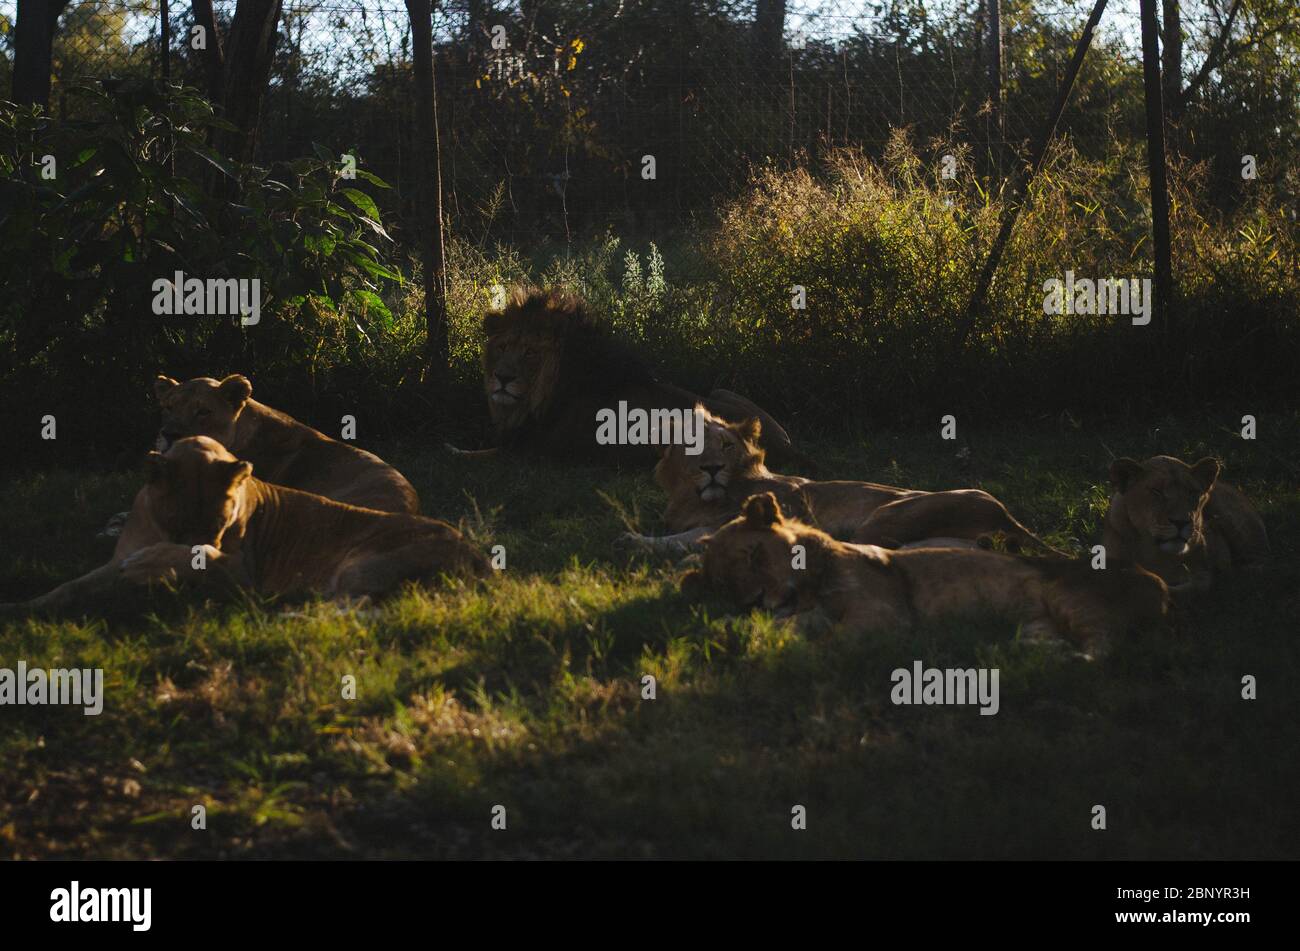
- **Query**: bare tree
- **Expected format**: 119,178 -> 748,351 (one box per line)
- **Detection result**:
12,0 -> 71,109
213,0 -> 285,164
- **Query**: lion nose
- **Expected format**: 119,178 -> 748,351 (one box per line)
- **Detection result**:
494,373 -> 516,386
700,464 -> 723,477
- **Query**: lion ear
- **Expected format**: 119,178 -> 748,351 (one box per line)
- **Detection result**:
154,375 -> 179,400
144,451 -> 171,484
223,460 -> 254,486
736,416 -> 762,445
217,374 -> 253,408
1109,458 -> 1144,492
742,492 -> 782,526
1190,457 -> 1221,494
679,567 -> 711,601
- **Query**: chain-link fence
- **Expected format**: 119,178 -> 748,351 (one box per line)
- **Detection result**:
1,0 -> 1290,253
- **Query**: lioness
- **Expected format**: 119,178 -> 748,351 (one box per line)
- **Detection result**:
1103,455 -> 1269,591
621,406 -> 1063,557
682,493 -> 1170,652
447,286 -> 807,468
110,373 -> 419,559
11,437 -> 485,617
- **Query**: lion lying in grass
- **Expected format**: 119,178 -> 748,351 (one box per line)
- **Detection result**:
621,406 -> 1063,557
681,493 -> 1169,652
7,437 -> 486,617
4,373 -> 425,619
446,286 -> 808,468
1103,455 -> 1269,591
110,373 -> 420,559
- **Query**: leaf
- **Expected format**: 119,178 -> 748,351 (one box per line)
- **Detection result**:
340,187 -> 381,222
346,250 -> 403,283
352,169 -> 393,189
349,288 -> 393,327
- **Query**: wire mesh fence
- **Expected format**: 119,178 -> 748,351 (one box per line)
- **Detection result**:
0,0 -> 1285,257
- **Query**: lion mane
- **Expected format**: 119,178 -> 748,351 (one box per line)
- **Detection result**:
477,286 -> 800,466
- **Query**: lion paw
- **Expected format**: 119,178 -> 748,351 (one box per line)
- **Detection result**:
119,544 -> 191,586
97,510 -> 131,539
616,531 -> 660,552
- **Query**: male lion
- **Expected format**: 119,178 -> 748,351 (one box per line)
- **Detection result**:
447,286 -> 806,467
1102,455 -> 1269,591
620,406 -> 1063,557
10,437 -> 485,617
681,493 -> 1169,652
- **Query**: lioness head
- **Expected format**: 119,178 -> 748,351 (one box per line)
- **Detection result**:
1109,455 -> 1220,556
655,405 -> 765,503
682,492 -> 832,615
142,436 -> 253,547
153,374 -> 254,452
481,287 -> 582,429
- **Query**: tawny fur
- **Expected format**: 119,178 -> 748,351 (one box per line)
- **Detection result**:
8,438 -> 483,618
624,406 -> 1062,557
1102,454 -> 1269,591
683,493 -> 1169,652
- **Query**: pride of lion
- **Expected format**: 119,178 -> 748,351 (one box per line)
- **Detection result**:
1,285 -> 1270,656
680,493 -> 1170,652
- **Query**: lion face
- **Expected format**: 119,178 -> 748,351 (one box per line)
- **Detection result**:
1110,455 -> 1220,555
655,406 -> 764,502
688,493 -> 811,615
483,326 -> 560,422
481,288 -> 579,429
153,374 -> 253,452
141,436 -> 253,547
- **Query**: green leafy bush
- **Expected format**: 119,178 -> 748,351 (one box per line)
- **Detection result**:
0,81 -> 405,460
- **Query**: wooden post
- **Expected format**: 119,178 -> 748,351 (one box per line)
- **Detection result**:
160,0 -> 170,82
985,0 -> 1003,168
1139,0 -> 1173,329
956,0 -> 1109,350
405,0 -> 450,384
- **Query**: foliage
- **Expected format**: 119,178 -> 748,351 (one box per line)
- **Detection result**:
0,80 -> 404,458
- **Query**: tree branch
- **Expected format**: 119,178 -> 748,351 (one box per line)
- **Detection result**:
1180,0 -> 1243,102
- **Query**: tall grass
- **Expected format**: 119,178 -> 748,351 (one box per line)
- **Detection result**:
431,132 -> 1298,435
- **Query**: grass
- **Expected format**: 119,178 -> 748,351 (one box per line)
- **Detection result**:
1,412 -> 1297,859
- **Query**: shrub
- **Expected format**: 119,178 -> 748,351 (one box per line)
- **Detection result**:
0,81 -> 405,461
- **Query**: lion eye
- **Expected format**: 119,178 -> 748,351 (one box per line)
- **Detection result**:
1149,486 -> 1164,498
196,408 -> 211,418
524,348 -> 537,358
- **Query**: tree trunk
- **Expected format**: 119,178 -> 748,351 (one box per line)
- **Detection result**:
213,0 -> 283,164
13,0 -> 70,110
1162,0 -> 1183,121
405,0 -> 450,383
190,0 -> 227,103
985,0 -> 1004,168
754,0 -> 786,66
1139,0 -> 1173,329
